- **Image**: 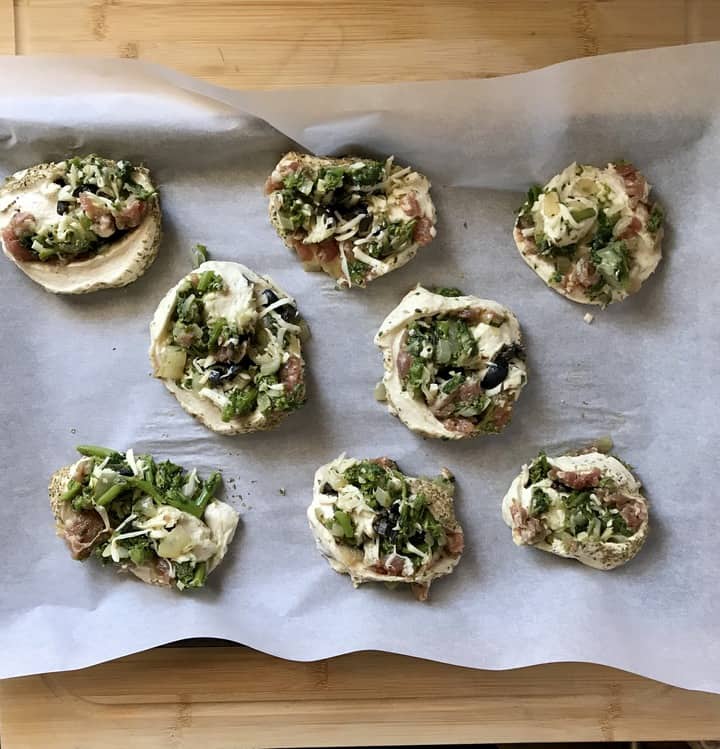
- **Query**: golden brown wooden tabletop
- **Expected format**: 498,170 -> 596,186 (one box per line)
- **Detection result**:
2,1 -> 720,747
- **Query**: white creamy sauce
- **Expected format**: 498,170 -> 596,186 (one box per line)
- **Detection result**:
0,177 -> 63,233
203,500 -> 240,572
201,264 -> 257,331
384,171 -> 435,223
472,321 -> 515,360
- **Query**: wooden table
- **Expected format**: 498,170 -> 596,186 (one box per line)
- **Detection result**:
2,2 -> 720,746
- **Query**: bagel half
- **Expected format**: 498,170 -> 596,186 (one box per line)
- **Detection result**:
514,161 -> 663,306
50,446 -> 239,590
501,450 -> 649,570
265,151 -> 436,288
150,260 -> 308,434
308,455 -> 464,601
0,156 -> 161,294
375,285 -> 527,439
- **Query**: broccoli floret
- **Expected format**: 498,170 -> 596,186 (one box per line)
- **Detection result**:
174,561 -> 208,590
222,386 -> 258,421
530,487 -> 550,516
647,204 -> 664,233
348,160 -> 384,186
527,452 -> 551,485
591,240 -> 630,288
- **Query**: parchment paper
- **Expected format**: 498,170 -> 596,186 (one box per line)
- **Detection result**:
1,44 -> 719,691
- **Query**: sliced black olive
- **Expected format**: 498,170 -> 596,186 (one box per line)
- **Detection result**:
207,368 -> 225,386
278,303 -> 300,324
498,341 -> 525,363
263,287 -> 300,323
223,362 -> 244,381
56,200 -> 72,215
481,342 -> 525,390
320,482 -> 338,496
358,214 -> 373,234
117,466 -> 134,477
207,362 -> 243,386
53,177 -> 66,187
481,359 -> 509,390
374,516 -> 391,537
372,506 -> 399,542
72,183 -> 98,197
409,532 -> 426,547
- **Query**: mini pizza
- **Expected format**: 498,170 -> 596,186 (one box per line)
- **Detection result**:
50,445 -> 239,590
375,286 -> 527,439
149,260 -> 308,434
0,154 -> 161,293
265,151 -> 436,288
308,455 -> 464,601
502,450 -> 649,569
514,161 -> 664,305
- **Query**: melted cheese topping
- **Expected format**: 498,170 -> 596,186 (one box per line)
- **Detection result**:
201,264 -> 257,331
533,163 -> 637,247
0,173 -> 63,234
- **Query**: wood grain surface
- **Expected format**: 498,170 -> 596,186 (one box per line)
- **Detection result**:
2,648 -> 720,748
3,2 -> 720,747
1,0 -> 14,54
8,0 -> 720,88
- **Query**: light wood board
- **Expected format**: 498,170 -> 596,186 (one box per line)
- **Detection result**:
3,2 -> 720,746
9,0 -> 720,88
2,648 -> 720,748
1,0 -> 14,54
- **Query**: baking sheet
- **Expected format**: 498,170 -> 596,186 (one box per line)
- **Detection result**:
1,44 -> 718,691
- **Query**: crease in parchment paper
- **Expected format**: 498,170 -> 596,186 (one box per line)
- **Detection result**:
0,43 -> 718,691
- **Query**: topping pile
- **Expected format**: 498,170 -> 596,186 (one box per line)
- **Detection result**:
515,162 -> 664,305
377,287 -> 527,438
504,450 -> 649,569
266,152 -> 436,287
54,445 -> 238,590
154,261 -> 307,426
1,155 -> 155,263
310,456 -> 463,599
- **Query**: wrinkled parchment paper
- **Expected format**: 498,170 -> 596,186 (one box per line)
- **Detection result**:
1,44 -> 718,690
